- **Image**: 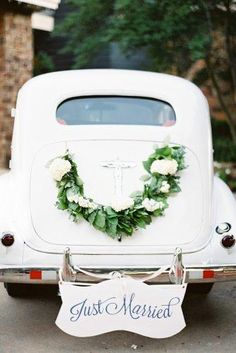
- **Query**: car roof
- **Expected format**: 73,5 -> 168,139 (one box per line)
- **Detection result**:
20,69 -> 202,100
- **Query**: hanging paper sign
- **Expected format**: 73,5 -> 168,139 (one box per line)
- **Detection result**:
56,277 -> 187,338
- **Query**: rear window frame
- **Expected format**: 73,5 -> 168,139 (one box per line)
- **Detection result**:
56,95 -> 176,127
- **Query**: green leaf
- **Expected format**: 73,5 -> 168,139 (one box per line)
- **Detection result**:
169,178 -> 181,193
150,176 -> 157,189
56,199 -> 67,210
94,210 -> 106,230
106,217 -> 118,237
117,217 -> 134,236
64,181 -> 73,188
105,206 -> 117,217
153,209 -> 163,217
155,146 -> 172,158
76,175 -> 84,187
143,158 -> 155,173
140,174 -> 151,182
88,211 -> 97,224
58,186 -> 65,197
171,184 -> 181,193
135,219 -> 147,229
68,202 -> 79,211
130,190 -> 143,198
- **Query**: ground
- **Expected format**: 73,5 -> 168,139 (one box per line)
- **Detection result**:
0,282 -> 236,353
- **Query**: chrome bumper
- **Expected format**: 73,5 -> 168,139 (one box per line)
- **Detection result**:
1,266 -> 236,284
1,248 -> 236,284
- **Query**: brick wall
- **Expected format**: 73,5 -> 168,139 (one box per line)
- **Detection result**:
0,10 -> 33,168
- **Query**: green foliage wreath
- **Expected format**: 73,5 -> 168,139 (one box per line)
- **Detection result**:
49,145 -> 186,241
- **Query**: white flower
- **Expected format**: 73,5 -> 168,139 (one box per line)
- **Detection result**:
78,197 -> 90,208
150,159 -> 178,175
88,201 -> 98,210
67,193 -> 80,203
159,180 -> 170,193
67,189 -> 98,209
77,196 -> 98,209
110,196 -> 134,212
78,196 -> 90,208
142,198 -> 164,212
49,158 -> 71,181
87,201 -> 98,210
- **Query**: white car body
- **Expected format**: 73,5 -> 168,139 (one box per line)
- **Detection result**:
1,69 -> 236,286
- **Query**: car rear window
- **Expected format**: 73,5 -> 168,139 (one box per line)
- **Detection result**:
56,96 -> 176,126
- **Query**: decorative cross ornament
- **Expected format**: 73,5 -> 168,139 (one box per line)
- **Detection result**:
100,157 -> 136,196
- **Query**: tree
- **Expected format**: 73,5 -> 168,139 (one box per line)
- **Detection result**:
56,0 -> 236,142
34,51 -> 55,76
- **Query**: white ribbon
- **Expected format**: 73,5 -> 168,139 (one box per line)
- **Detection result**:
59,264 -> 186,286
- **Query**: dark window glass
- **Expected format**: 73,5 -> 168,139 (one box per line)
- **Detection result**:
56,96 -> 176,126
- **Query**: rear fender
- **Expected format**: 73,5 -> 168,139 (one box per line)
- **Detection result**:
208,176 -> 236,265
0,171 -> 24,265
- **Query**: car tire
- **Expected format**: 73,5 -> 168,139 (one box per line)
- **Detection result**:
4,283 -> 58,298
187,283 -> 214,294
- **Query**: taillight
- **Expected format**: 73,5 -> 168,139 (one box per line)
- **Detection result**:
1,233 -> 15,247
221,234 -> 235,249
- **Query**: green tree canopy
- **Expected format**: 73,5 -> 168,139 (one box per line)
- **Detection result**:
56,0 -> 236,142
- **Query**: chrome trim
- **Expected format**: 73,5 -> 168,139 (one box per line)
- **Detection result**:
62,247 -> 77,282
0,265 -> 236,284
60,247 -> 185,284
0,267 -> 58,284
216,222 -> 231,234
1,266 -> 236,284
169,247 -> 183,284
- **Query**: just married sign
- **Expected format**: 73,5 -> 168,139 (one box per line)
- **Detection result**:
56,277 -> 187,338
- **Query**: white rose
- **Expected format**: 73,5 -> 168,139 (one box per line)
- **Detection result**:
159,180 -> 170,193
67,190 -> 98,209
78,196 -> 90,208
142,198 -> 164,212
49,158 -> 71,181
77,196 -> 98,209
88,201 -> 98,210
110,196 -> 134,212
150,159 -> 178,175
67,193 -> 80,203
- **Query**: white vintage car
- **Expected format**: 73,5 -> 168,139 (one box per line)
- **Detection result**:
1,69 -> 236,297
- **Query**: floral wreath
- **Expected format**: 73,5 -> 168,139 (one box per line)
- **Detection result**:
49,144 -> 186,241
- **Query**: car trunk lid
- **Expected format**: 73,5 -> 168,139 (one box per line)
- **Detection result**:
29,139 -> 210,254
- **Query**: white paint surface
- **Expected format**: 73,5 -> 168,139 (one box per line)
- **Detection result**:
16,0 -> 60,9
31,12 -> 54,31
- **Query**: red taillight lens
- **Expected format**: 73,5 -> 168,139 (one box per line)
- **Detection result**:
221,235 -> 235,249
1,233 -> 15,247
